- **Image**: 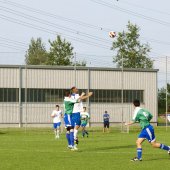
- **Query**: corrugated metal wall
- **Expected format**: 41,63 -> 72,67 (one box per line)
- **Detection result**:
0,66 -> 158,126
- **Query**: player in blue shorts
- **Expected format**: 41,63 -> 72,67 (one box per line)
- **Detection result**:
80,107 -> 90,137
71,86 -> 93,144
51,105 -> 62,139
64,90 -> 85,150
125,99 -> 170,161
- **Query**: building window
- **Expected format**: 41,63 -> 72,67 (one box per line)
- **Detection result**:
0,88 -> 143,103
21,88 -> 87,102
90,89 -> 144,103
0,88 -> 19,102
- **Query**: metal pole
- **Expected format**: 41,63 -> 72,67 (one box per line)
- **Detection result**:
166,56 -> 168,131
88,68 -> 91,127
74,52 -> 76,86
25,64 -> 28,131
19,66 -> 22,127
121,54 -> 124,132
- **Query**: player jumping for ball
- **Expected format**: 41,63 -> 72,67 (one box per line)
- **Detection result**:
71,87 -> 93,145
125,99 -> 170,161
63,90 -> 84,150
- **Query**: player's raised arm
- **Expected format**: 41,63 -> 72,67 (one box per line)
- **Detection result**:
80,92 -> 93,100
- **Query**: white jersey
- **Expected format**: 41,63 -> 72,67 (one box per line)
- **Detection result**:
71,93 -> 83,113
80,112 -> 90,119
51,110 -> 62,123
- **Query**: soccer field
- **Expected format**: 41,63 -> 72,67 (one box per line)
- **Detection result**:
0,127 -> 170,170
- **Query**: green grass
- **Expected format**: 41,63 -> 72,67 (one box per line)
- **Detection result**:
0,127 -> 170,170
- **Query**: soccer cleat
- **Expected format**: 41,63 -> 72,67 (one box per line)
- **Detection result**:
130,157 -> 142,162
168,150 -> 170,155
67,145 -> 73,149
71,146 -> 78,151
73,146 -> 78,150
168,148 -> 170,155
55,135 -> 59,139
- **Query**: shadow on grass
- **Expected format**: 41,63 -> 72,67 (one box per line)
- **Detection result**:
144,157 -> 169,161
86,145 -> 136,152
0,131 -> 6,135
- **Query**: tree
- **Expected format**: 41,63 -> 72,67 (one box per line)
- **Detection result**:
47,35 -> 74,65
158,83 -> 170,114
111,21 -> 153,68
75,60 -> 86,66
25,35 -> 86,66
25,38 -> 48,65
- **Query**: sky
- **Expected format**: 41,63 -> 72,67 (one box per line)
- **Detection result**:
0,0 -> 170,87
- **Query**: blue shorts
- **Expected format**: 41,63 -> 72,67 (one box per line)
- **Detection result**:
72,112 -> 81,127
81,123 -> 87,127
53,122 -> 61,129
64,114 -> 74,127
138,125 -> 156,143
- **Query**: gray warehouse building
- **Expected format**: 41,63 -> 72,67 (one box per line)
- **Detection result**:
0,65 -> 158,127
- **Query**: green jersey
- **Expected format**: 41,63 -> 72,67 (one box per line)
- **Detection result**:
80,112 -> 90,124
132,107 -> 153,129
64,97 -> 78,115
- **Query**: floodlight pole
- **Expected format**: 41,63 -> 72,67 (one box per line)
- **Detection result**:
166,56 -> 168,131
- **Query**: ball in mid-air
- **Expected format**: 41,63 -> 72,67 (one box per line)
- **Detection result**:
109,31 -> 116,38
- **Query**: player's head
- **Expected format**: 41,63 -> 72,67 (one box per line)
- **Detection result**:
105,111 -> 107,113
133,99 -> 140,107
71,86 -> 78,94
65,90 -> 71,97
83,107 -> 86,112
56,105 -> 59,110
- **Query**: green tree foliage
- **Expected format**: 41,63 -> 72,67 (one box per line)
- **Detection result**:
25,35 -> 86,66
25,38 -> 48,65
158,83 -> 170,114
47,35 -> 74,65
111,21 -> 153,68
75,60 -> 86,66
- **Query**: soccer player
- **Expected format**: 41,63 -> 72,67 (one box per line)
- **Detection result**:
103,111 -> 110,133
64,90 -> 85,150
125,99 -> 170,161
71,86 -> 93,144
80,107 -> 90,137
51,105 -> 62,139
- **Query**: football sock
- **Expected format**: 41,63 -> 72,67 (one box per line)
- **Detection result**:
160,144 -> 169,151
82,131 -> 85,137
66,133 -> 71,145
57,129 -> 59,137
54,130 -> 57,136
70,132 -> 74,146
137,148 -> 142,159
74,129 -> 78,140
85,130 -> 88,135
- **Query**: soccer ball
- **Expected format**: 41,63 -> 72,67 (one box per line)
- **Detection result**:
109,31 -> 116,38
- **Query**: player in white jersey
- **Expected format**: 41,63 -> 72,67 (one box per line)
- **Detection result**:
51,105 -> 63,139
71,86 -> 93,144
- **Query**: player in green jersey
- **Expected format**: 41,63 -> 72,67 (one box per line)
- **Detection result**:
125,99 -> 170,161
80,107 -> 90,137
64,90 -> 85,150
